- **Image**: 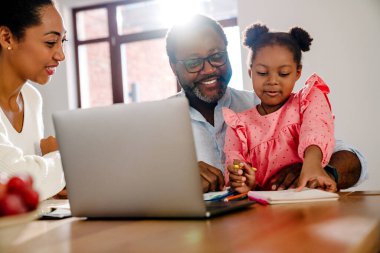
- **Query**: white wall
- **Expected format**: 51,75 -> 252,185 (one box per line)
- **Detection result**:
237,0 -> 380,190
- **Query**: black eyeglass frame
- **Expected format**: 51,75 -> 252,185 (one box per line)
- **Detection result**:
175,50 -> 228,73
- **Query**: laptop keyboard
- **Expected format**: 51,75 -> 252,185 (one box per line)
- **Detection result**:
205,201 -> 234,211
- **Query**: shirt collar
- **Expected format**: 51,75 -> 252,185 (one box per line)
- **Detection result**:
176,87 -> 232,124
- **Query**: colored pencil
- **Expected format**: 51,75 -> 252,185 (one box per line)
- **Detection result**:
223,192 -> 248,202
248,195 -> 269,206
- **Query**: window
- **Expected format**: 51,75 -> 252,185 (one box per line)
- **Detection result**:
73,0 -> 242,108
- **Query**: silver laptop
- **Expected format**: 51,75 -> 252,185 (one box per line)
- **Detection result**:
53,97 -> 253,218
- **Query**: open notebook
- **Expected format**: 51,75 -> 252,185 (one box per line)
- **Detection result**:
248,188 -> 339,204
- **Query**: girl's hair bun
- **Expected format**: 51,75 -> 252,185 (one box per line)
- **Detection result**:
243,23 -> 269,49
289,27 -> 313,52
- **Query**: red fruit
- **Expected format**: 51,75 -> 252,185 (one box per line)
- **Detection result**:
17,174 -> 34,188
21,188 -> 39,211
7,176 -> 28,195
0,194 -> 27,216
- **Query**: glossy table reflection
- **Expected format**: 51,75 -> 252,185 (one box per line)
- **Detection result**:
7,192 -> 380,253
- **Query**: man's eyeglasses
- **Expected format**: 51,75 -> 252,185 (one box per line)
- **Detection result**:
176,51 -> 228,73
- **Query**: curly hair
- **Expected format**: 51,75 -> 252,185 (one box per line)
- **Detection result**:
243,23 -> 313,68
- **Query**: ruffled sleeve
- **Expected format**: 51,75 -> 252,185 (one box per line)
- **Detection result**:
298,73 -> 335,166
222,107 -> 250,185
300,73 -> 332,113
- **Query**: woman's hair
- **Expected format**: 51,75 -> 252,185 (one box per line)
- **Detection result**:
166,14 -> 228,64
243,23 -> 313,68
1,0 -> 53,40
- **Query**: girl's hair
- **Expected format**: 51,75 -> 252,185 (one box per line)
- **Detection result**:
166,14 -> 228,64
243,23 -> 313,68
1,0 -> 53,41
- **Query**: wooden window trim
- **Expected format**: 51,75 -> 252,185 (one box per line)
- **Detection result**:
73,0 -> 237,107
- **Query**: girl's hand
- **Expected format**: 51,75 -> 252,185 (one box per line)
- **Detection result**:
297,163 -> 337,192
227,159 -> 256,193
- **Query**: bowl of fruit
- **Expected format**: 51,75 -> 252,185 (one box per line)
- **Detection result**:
0,174 -> 40,250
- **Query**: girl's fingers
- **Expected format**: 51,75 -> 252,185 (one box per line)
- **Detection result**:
229,173 -> 246,183
230,181 -> 247,189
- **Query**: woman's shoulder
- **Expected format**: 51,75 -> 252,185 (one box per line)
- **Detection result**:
22,83 -> 43,107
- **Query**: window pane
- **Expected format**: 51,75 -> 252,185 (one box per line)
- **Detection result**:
78,42 -> 113,108
224,26 -> 243,90
76,8 -> 109,41
121,38 -> 177,103
117,0 -> 237,35
117,1 -> 165,35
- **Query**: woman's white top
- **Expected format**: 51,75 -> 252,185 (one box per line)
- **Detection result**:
0,83 -> 65,200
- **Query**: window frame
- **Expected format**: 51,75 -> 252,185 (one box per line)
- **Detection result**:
72,0 -> 237,107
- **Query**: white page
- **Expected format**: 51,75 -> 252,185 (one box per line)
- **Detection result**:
248,188 -> 339,204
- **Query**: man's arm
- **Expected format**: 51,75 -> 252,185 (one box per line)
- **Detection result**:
328,150 -> 361,189
264,149 -> 363,191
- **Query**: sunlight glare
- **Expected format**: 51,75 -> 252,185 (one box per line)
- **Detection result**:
159,0 -> 204,27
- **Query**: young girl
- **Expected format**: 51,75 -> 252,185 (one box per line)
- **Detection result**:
0,0 -> 66,199
223,23 -> 337,193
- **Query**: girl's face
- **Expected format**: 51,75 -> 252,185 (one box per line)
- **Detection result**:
249,45 -> 301,113
7,4 -> 66,85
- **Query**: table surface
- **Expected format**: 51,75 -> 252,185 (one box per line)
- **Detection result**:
6,191 -> 380,253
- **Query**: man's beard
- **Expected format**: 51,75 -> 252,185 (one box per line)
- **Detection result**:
187,81 -> 228,103
182,70 -> 231,103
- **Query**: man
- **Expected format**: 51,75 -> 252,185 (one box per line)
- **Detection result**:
165,14 -> 367,192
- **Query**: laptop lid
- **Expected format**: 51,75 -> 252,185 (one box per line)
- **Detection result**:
53,97 -> 252,218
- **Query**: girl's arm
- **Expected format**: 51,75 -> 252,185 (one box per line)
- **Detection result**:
224,126 -> 256,193
297,86 -> 337,191
298,87 -> 335,167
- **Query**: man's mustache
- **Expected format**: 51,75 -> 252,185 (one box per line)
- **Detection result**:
191,75 -> 222,91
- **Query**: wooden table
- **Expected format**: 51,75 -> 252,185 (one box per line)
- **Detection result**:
6,192 -> 380,253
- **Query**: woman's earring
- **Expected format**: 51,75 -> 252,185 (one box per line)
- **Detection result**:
7,46 -> 12,50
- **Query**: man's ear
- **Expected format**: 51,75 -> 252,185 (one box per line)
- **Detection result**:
169,61 -> 177,75
0,26 -> 14,49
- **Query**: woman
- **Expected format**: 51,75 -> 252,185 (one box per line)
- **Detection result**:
0,0 -> 66,200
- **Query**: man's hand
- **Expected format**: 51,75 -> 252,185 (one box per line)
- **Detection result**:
263,163 -> 302,191
198,161 -> 225,193
262,149 -> 362,191
40,136 -> 59,156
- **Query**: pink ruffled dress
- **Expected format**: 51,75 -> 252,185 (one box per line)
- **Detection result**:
223,74 -> 335,188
